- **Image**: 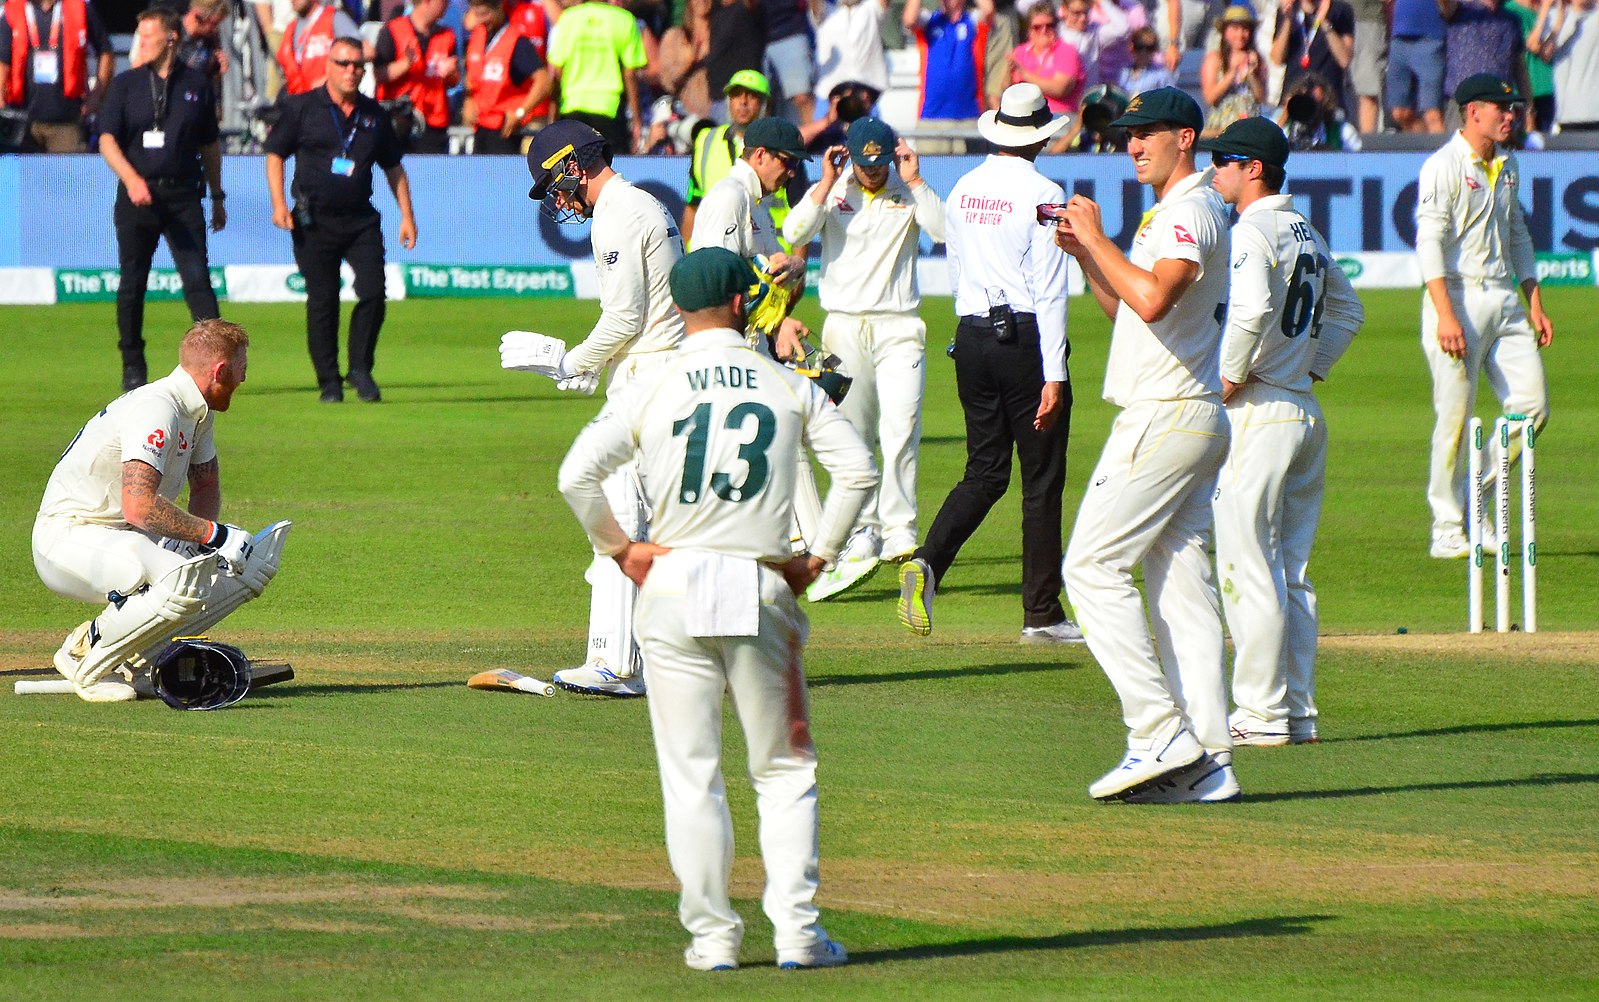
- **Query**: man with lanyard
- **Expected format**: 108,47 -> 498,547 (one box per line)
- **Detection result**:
265,36 -> 417,404
500,119 -> 688,698
897,83 -> 1082,646
784,117 -> 947,600
682,70 -> 796,248
1052,87 -> 1236,803
98,6 -> 225,394
1270,0 -> 1355,104
275,0 -> 359,97
0,0 -> 113,152
374,0 -> 458,154
463,0 -> 549,154
1416,74 -> 1552,559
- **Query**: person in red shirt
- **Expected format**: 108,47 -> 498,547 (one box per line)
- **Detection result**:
463,0 -> 550,154
275,0 -> 359,97
374,0 -> 459,153
0,0 -> 115,152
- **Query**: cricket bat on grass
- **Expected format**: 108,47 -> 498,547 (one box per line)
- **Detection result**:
467,669 -> 556,697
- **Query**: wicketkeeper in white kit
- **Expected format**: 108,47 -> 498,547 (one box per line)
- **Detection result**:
1203,117 -> 1363,749
781,116 -> 946,599
1053,88 -> 1236,803
1417,73 -> 1554,560
32,319 -> 289,703
557,247 -> 877,972
500,119 -> 687,697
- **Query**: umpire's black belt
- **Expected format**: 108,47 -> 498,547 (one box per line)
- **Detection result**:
959,312 -> 1040,335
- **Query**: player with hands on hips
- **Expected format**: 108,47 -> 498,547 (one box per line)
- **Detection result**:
1416,74 -> 1552,560
1201,116 -> 1363,748
782,118 -> 947,600
1052,87 -> 1237,803
502,119 -> 687,697
690,117 -> 813,362
557,247 -> 876,972
32,319 -> 290,704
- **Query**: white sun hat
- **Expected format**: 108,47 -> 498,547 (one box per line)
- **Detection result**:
977,83 -> 1071,147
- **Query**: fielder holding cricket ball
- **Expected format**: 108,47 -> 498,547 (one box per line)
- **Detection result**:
500,120 -> 686,698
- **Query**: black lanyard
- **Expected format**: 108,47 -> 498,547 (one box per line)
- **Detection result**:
149,67 -> 171,128
328,103 -> 357,159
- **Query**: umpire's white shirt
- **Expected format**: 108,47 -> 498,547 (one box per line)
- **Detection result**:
565,177 -> 687,382
559,329 -> 878,565
782,172 -> 946,315
944,154 -> 1070,382
1221,194 -> 1364,391
691,159 -> 783,263
1103,167 -> 1230,407
38,368 -> 216,528
1415,131 -> 1537,289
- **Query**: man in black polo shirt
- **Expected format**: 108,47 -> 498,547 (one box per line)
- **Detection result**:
97,5 -> 225,392
265,35 -> 417,403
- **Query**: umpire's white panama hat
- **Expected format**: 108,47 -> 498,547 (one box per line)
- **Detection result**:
978,83 -> 1071,147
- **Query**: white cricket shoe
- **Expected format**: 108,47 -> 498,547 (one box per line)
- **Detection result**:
72,676 -> 138,703
778,935 -> 848,970
1430,528 -> 1469,559
879,533 -> 918,564
1089,726 -> 1205,801
1289,718 -> 1320,745
52,620 -> 93,679
1121,754 -> 1242,803
1229,713 -> 1290,747
806,528 -> 883,602
683,946 -> 738,971
553,661 -> 646,698
1019,620 -> 1086,645
897,558 -> 935,636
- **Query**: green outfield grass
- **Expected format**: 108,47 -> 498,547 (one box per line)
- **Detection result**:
1,292 -> 1595,1000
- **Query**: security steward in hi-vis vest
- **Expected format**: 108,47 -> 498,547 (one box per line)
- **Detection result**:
683,69 -> 804,252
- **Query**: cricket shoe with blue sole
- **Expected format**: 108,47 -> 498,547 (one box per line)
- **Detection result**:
1089,726 -> 1205,801
1120,752 -> 1242,803
684,946 -> 738,971
553,660 -> 646,697
778,936 -> 848,970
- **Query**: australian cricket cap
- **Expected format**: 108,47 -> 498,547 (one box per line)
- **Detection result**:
670,247 -> 759,312
1111,86 -> 1205,132
846,117 -> 896,168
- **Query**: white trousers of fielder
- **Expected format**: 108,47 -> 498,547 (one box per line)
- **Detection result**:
1421,283 -> 1547,536
1063,397 -> 1231,754
1213,382 -> 1325,732
820,311 -> 926,554
633,552 -> 827,959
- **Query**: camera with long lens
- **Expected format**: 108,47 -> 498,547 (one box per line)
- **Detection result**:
1077,83 -> 1130,153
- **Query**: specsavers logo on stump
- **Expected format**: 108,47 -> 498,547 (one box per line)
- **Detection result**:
404,265 -> 574,298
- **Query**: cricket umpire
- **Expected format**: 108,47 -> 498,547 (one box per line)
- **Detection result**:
97,6 -> 225,394
1417,73 -> 1553,559
557,246 -> 875,972
1204,117 -> 1363,749
1054,87 -> 1234,803
266,36 -> 417,404
897,83 -> 1082,645
783,116 -> 946,600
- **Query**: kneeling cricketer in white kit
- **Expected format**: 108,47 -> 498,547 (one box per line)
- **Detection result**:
1054,88 -> 1236,803
32,319 -> 289,703
500,120 -> 686,697
1202,118 -> 1363,748
558,248 -> 876,972
782,116 -> 946,599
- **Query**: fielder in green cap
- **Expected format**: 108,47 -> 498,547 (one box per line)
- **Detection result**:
683,70 -> 803,257
669,247 -> 759,313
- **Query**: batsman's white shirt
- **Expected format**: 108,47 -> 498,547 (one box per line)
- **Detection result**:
782,172 -> 946,315
38,367 -> 216,528
1102,167 -> 1230,406
564,177 -> 687,387
1214,194 -> 1363,737
559,328 -> 877,565
944,154 -> 1069,381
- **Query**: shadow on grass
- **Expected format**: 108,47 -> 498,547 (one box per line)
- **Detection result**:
1248,773 -> 1599,803
846,914 -> 1332,964
811,662 -> 1075,687
1331,718 -> 1599,742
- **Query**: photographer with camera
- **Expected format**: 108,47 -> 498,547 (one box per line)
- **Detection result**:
1276,70 -> 1362,149
374,0 -> 458,154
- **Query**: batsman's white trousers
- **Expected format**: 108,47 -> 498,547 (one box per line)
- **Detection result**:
1213,383 -> 1326,732
33,516 -> 186,605
1063,397 -> 1231,754
633,552 -> 826,958
820,311 -> 926,554
1421,282 -> 1547,536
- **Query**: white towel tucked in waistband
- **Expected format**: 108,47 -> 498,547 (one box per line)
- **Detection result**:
685,552 -> 760,637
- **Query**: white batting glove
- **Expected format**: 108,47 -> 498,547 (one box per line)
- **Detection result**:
203,522 -> 254,577
555,371 -> 599,395
500,331 -> 568,379
161,537 -> 203,559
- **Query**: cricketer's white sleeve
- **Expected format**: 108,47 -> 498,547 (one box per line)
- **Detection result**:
557,401 -> 641,557
1311,249 -> 1364,380
1219,224 -> 1274,385
1506,158 -> 1537,285
780,182 -> 827,248
1414,152 -> 1454,284
912,179 -> 947,243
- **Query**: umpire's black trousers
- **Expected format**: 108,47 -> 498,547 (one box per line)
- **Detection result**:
917,315 -> 1071,629
114,183 -> 220,368
290,207 -> 386,391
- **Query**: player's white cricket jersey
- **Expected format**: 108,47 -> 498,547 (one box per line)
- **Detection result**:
1103,167 -> 1230,407
564,177 -> 688,382
782,172 -> 946,315
38,367 -> 216,527
1415,131 -> 1537,288
559,329 -> 877,565
690,160 -> 783,263
1221,194 -> 1365,391
944,155 -> 1070,381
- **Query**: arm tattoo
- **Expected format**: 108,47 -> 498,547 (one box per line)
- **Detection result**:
123,460 -> 208,542
187,457 -> 220,484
